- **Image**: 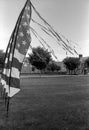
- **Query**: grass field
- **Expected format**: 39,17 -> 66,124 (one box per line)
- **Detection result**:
0,75 -> 89,130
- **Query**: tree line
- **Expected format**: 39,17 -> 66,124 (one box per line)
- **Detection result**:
0,47 -> 89,74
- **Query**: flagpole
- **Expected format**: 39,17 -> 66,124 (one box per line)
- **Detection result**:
6,97 -> 10,117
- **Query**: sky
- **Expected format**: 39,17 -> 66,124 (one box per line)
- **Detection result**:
0,0 -> 89,61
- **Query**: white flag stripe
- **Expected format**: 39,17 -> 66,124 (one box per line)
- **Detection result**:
3,67 -> 20,79
8,87 -> 20,97
3,69 -> 10,77
7,47 -> 10,53
1,79 -> 20,97
5,53 -> 12,64
11,67 -> 20,79
5,58 -> 8,64
1,79 -> 8,92
9,53 -> 13,61
5,84 -> 9,93
1,79 -> 6,86
14,49 -> 25,63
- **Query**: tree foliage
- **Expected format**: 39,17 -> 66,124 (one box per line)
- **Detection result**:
85,57 -> 89,68
63,57 -> 80,74
0,51 -> 5,69
47,62 -> 61,72
29,47 -> 52,71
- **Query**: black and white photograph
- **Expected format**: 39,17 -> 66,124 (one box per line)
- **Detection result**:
0,0 -> 89,129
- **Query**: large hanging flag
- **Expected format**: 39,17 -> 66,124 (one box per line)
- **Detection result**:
1,0 -> 32,111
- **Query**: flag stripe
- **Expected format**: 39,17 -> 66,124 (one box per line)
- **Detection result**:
2,75 -> 20,89
14,49 -> 25,63
8,87 -> 20,97
1,79 -> 20,97
4,57 -> 22,72
11,67 -> 20,79
3,68 -> 20,79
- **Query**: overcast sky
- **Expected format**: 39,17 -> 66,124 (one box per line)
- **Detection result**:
0,0 -> 89,61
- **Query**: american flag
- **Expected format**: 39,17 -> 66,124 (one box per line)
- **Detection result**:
1,0 -> 32,111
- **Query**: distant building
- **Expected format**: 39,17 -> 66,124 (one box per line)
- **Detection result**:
78,54 -> 89,74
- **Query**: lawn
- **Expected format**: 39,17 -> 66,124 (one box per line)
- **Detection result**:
0,75 -> 89,130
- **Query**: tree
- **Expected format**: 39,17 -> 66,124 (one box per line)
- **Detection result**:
47,62 -> 61,72
56,64 -> 61,72
63,57 -> 80,74
31,66 -> 35,72
29,47 -> 52,72
84,57 -> 89,74
0,51 -> 5,70
85,57 -> 89,68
